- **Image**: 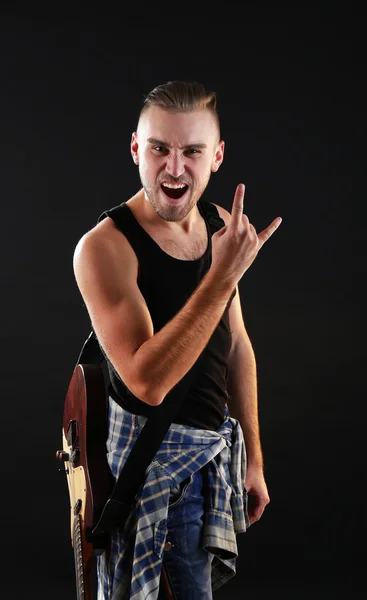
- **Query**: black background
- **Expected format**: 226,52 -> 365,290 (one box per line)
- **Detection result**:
2,7 -> 365,599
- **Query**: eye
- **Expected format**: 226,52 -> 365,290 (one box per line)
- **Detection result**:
184,149 -> 201,155
152,145 -> 168,154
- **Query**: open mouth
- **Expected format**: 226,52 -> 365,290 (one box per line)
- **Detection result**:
160,183 -> 189,201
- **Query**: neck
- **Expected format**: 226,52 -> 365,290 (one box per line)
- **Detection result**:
129,188 -> 202,234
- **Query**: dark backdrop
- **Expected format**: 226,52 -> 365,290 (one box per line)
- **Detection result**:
2,8 -> 365,599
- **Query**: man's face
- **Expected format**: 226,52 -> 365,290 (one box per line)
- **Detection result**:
131,106 -> 224,221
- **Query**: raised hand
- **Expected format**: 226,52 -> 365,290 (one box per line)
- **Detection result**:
210,184 -> 282,285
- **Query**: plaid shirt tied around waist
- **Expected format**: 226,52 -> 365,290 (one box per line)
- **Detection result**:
97,398 -> 250,600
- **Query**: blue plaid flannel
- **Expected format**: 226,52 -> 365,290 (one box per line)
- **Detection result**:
97,398 -> 250,600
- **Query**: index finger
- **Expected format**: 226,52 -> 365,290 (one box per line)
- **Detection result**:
230,183 -> 245,228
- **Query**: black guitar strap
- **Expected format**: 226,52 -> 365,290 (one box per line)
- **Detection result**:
75,201 -> 225,535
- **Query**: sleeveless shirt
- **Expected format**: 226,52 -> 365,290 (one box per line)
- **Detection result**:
100,200 -> 235,430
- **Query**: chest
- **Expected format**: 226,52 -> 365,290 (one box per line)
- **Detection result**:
144,224 -> 208,261
157,230 -> 208,260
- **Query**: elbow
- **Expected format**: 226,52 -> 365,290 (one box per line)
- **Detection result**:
129,376 -> 164,407
111,356 -> 164,407
145,391 -> 164,407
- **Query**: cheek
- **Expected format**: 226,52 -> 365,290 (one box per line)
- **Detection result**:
191,159 -> 208,177
194,159 -> 213,181
140,157 -> 155,176
142,155 -> 163,175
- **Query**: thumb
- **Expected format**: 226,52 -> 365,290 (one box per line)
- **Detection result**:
212,225 -> 228,240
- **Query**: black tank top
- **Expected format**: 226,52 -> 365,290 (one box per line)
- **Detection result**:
99,200 -> 236,430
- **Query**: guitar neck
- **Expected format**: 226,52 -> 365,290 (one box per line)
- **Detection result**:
74,515 -> 91,600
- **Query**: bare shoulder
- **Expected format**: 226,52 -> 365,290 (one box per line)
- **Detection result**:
74,216 -> 136,266
73,215 -> 138,291
211,203 -> 231,225
74,215 -> 122,251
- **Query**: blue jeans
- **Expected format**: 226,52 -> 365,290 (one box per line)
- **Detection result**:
158,468 -> 213,600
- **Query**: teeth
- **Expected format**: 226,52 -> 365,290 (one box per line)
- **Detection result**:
161,183 -> 187,189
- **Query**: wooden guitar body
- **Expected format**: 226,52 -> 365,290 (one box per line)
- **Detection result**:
57,364 -> 113,599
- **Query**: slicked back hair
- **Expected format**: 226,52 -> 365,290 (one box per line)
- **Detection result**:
139,80 -> 221,140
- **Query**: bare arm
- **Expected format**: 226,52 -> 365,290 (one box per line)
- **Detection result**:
226,287 -> 263,467
225,285 -> 271,523
73,185 -> 281,407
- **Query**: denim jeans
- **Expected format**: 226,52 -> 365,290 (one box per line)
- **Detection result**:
158,468 -> 213,600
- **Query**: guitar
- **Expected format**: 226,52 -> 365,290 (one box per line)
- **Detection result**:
56,364 -> 113,599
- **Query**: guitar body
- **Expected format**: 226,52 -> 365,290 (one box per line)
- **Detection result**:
57,364 -> 113,599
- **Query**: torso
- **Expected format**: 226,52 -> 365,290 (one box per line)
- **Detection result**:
91,193 -> 232,430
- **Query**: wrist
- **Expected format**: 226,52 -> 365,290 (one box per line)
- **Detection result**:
246,459 -> 264,472
205,267 -> 237,295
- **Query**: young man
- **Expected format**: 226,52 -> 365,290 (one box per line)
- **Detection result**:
73,80 -> 282,599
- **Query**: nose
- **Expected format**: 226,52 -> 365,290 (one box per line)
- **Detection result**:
165,151 -> 185,179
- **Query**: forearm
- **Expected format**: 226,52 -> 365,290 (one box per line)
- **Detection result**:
135,268 -> 235,405
226,341 -> 264,468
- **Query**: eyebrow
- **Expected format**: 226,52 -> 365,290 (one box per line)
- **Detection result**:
147,137 -> 207,149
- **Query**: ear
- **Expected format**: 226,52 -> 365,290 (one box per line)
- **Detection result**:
131,132 -> 139,165
211,140 -> 225,173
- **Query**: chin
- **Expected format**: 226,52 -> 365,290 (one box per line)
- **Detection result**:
144,187 -> 192,221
